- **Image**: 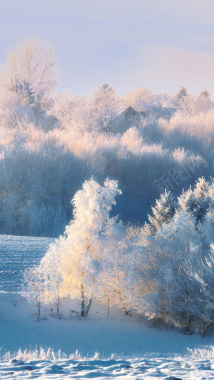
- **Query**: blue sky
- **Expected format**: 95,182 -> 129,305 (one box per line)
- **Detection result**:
1,0 -> 214,96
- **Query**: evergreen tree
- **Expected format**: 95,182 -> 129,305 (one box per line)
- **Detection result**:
176,86 -> 188,101
146,189 -> 176,235
178,177 -> 214,223
199,89 -> 210,99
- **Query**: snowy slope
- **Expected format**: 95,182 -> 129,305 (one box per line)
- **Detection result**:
1,292 -> 214,379
1,235 -> 214,379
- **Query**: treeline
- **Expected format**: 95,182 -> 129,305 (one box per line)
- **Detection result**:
24,177 -> 214,336
0,38 -> 213,236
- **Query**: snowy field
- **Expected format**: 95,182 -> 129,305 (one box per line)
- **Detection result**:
1,235 -> 214,379
1,351 -> 214,379
0,235 -> 54,293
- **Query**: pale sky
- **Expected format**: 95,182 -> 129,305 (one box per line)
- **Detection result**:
1,0 -> 214,97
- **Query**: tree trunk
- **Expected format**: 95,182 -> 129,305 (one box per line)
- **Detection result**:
81,284 -> 85,317
85,293 -> 93,317
202,320 -> 207,338
107,299 -> 110,317
57,290 -> 60,319
37,301 -> 40,322
184,315 -> 192,335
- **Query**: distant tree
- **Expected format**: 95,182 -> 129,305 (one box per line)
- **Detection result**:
199,89 -> 210,99
90,84 -> 122,131
0,37 -> 59,128
196,89 -> 212,112
176,86 -> 188,101
121,127 -> 143,154
124,86 -> 155,112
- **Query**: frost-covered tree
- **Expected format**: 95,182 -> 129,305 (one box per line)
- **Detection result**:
200,89 -> 210,99
50,178 -> 122,317
127,178 -> 214,332
136,211 -> 203,326
200,244 -> 214,335
144,190 -> 176,236
39,243 -> 63,318
176,86 -> 188,101
95,221 -> 129,315
124,86 -> 155,112
52,92 -> 92,132
178,177 -> 214,223
123,86 -> 173,119
90,84 -> 122,132
196,90 -> 212,112
174,86 -> 193,111
0,37 -> 59,128
23,266 -> 45,321
183,242 -> 214,337
200,207 -> 214,245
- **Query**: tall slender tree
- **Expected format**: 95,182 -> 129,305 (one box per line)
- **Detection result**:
0,37 -> 59,127
41,178 -> 122,317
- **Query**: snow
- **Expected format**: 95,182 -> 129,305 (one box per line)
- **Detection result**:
0,235 -> 54,292
2,353 -> 214,379
1,235 -> 214,378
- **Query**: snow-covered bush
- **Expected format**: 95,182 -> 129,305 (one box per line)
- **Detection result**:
131,177 -> 214,333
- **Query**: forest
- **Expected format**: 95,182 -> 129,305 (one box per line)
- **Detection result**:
0,37 -> 212,237
1,37 -> 214,332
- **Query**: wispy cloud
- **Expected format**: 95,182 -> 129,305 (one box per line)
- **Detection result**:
117,45 -> 214,96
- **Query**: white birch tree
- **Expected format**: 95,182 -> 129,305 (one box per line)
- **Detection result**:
0,37 -> 59,128
41,178 -> 122,317
39,242 -> 64,318
23,265 -> 45,321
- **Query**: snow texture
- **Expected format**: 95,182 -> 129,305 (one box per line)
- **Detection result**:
1,352 -> 214,379
0,235 -> 214,378
0,235 -> 54,292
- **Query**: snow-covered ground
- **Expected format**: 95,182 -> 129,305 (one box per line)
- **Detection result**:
1,235 -> 214,379
0,235 -> 54,292
1,350 -> 214,379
